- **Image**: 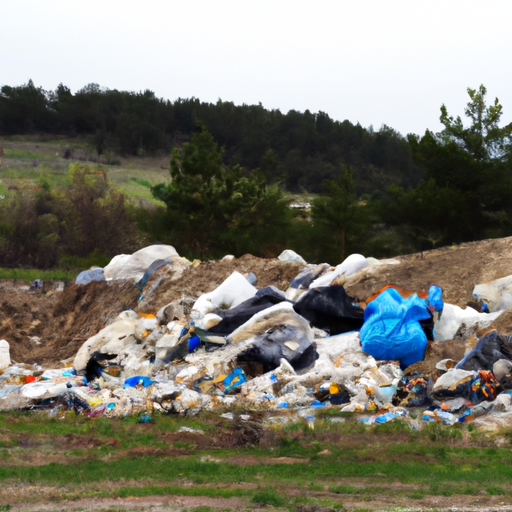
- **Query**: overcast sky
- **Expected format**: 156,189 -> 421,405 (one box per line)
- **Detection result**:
2,0 -> 511,137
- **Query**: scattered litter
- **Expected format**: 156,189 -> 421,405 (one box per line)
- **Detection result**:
178,426 -> 204,434
2,246 -> 512,431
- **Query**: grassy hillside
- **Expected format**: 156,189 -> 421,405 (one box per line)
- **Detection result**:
0,136 -> 170,207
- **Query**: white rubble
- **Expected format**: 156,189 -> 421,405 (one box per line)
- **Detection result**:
433,369 -> 476,393
308,332 -> 376,392
278,249 -> 306,264
172,388 -> 212,416
472,411 -> 512,431
103,244 -> 180,281
154,322 -> 186,365
73,310 -> 140,371
473,274 -> 512,312
13,246 -> 512,424
228,302 -> 311,344
310,254 -> 368,288
191,271 -> 256,330
241,359 -> 296,395
0,340 -> 11,369
435,303 -> 502,341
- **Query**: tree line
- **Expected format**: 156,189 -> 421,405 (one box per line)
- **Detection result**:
1,82 -> 511,268
0,80 -> 421,195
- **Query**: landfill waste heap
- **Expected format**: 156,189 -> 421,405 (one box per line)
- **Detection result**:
3,240 -> 512,431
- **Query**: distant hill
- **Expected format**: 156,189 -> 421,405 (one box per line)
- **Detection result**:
0,80 -> 423,195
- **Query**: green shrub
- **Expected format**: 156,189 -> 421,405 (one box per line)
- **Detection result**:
252,487 -> 285,507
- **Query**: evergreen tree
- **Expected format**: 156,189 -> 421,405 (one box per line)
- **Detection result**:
152,127 -> 291,258
407,85 -> 512,242
311,166 -> 366,263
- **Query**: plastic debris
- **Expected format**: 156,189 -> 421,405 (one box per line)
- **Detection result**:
360,287 -> 434,368
5,244 -> 512,432
123,376 -> 154,388
219,368 -> 247,394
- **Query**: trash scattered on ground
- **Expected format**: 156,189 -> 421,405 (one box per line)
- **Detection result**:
3,244 -> 512,432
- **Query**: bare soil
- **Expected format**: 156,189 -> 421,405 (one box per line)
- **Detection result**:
0,256 -> 303,365
345,236 -> 512,307
3,237 -> 512,366
6,483 -> 512,511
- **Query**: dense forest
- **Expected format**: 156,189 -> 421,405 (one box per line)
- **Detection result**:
1,81 -> 512,268
0,80 -> 421,195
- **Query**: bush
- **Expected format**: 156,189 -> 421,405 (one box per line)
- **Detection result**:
252,487 -> 285,507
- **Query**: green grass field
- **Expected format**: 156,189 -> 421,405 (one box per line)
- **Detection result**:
0,136 -> 170,207
1,410 -> 512,510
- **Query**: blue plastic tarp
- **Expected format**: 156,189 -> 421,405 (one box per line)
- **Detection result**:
188,334 -> 200,352
76,268 -> 105,285
360,288 -> 432,368
427,284 -> 444,314
123,376 -> 154,388
221,368 -> 247,394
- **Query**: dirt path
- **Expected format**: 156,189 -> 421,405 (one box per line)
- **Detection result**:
7,486 -> 512,512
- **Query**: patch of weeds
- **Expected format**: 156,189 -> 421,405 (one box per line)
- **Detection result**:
91,418 -> 115,437
428,483 -> 453,496
69,449 -> 87,457
283,422 -> 304,433
191,507 -> 216,512
386,442 -> 427,456
116,485 -> 245,499
131,434 -> 156,445
0,267 -> 75,283
460,485 -> 478,495
308,481 -> 324,492
486,485 -> 505,495
129,177 -> 152,188
407,490 -> 426,499
59,250 -> 110,271
276,435 -> 305,456
433,445 -> 449,460
329,485 -> 379,495
0,506 -> 11,511
252,487 -> 285,507
4,149 -> 50,159
293,497 -> 344,511
373,420 -> 412,435
155,414 -> 211,433
316,410 -> 354,419
319,420 -> 368,436
422,422 -> 462,443
291,494 -> 316,506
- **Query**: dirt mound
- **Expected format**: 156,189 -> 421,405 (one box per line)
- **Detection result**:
345,236 -> 512,306
137,255 -> 304,314
0,280 -> 139,365
0,256 -> 304,365
3,238 -> 512,366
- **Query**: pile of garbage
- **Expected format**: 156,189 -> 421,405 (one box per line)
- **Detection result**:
3,244 -> 512,431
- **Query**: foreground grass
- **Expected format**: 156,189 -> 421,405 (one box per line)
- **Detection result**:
1,411 -> 512,510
